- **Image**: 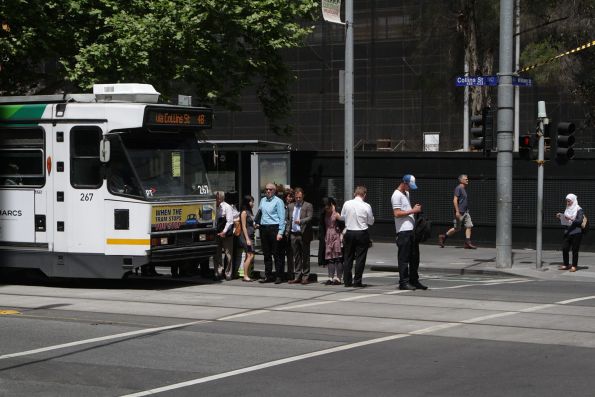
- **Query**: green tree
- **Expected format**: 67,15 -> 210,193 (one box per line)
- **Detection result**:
520,0 -> 595,126
412,0 -> 499,115
0,0 -> 318,134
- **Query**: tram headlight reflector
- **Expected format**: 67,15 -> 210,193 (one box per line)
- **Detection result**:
151,237 -> 170,246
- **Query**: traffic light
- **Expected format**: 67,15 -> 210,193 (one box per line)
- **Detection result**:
519,134 -> 535,160
470,107 -> 490,152
556,121 -> 575,162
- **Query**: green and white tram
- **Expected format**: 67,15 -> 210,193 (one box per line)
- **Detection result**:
0,83 -> 216,278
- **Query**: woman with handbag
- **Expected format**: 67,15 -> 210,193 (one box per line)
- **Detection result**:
556,193 -> 585,272
239,195 -> 256,282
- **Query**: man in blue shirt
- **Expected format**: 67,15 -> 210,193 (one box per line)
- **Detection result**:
256,183 -> 286,283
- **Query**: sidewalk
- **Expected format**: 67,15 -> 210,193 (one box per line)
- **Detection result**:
360,240 -> 595,282
254,240 -> 595,283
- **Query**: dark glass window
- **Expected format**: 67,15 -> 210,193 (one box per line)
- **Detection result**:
107,135 -> 144,198
0,127 -> 45,187
70,127 -> 102,188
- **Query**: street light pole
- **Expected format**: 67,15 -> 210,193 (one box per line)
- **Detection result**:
344,0 -> 354,202
464,62 -> 469,151
496,0 -> 514,268
514,0 -> 520,152
536,101 -> 548,269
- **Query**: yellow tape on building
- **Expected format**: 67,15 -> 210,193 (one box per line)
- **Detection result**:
519,39 -> 595,72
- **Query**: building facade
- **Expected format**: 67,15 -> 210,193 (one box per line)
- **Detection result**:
209,1 -> 593,152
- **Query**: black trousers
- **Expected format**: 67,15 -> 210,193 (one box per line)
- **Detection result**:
343,229 -> 370,285
260,225 -> 283,279
562,233 -> 582,267
396,230 -> 420,286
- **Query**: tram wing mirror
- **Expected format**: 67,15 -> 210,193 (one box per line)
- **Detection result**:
99,138 -> 111,163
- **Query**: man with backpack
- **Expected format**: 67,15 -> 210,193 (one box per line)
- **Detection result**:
391,175 -> 428,290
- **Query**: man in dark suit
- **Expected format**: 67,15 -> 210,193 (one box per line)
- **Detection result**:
286,187 -> 314,284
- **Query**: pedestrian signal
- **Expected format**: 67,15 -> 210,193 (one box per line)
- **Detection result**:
519,134 -> 535,160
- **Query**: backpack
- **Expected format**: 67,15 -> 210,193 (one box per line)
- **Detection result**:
581,212 -> 589,234
414,212 -> 432,243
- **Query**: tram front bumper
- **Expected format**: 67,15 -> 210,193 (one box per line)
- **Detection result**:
149,243 -> 217,263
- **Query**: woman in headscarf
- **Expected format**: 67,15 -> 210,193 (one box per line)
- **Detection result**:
556,193 -> 585,272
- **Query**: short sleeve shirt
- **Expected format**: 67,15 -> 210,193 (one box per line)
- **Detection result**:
455,185 -> 468,213
391,189 -> 414,233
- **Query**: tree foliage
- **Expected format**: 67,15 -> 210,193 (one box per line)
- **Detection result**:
520,0 -> 595,125
412,0 -> 595,125
411,0 -> 500,115
0,0 -> 318,134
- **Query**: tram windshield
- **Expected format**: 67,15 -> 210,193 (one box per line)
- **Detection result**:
108,130 -> 211,200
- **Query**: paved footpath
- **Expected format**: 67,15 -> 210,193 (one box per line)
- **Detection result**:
304,240 -> 595,283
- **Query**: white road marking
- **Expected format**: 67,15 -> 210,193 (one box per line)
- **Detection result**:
430,284 -> 475,290
409,323 -> 459,335
272,301 -> 335,311
218,310 -> 270,320
385,290 -> 412,295
339,294 -> 381,301
4,273 -> 591,385
120,333 -> 412,397
461,312 -> 517,323
123,296 -> 591,396
557,296 -> 595,304
0,320 -> 210,361
520,304 -> 556,313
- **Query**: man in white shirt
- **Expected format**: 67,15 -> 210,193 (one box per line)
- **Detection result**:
215,191 -> 235,280
392,175 -> 428,290
341,185 -> 374,287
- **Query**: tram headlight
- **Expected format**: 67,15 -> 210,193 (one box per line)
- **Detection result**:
151,237 -> 170,246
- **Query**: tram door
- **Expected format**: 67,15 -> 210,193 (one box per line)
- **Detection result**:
52,124 -> 106,275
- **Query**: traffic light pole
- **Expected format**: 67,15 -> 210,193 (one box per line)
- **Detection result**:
535,101 -> 548,269
344,0 -> 354,202
496,0 -> 514,268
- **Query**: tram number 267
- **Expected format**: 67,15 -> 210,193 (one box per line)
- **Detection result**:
80,193 -> 94,202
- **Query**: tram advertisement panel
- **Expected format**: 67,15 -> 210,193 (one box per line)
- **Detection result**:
0,190 -> 35,242
151,203 -> 214,232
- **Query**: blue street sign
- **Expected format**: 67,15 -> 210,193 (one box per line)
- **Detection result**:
455,76 -> 499,87
456,75 -> 533,87
512,76 -> 533,87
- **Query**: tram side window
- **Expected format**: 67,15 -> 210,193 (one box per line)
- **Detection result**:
0,128 -> 45,187
70,127 -> 102,188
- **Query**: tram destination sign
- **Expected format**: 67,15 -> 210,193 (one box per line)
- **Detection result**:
144,106 -> 213,129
